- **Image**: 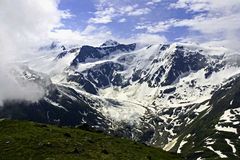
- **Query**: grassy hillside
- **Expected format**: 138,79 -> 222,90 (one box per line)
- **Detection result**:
0,120 -> 182,160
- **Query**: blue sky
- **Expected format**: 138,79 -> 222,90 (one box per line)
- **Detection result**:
52,0 -> 240,50
57,0 -> 194,42
1,0 -> 235,50
1,0 -> 240,52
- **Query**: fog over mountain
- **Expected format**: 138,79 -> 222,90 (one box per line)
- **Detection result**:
0,0 -> 67,104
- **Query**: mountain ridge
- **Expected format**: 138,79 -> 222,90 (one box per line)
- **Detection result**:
0,41 -> 239,159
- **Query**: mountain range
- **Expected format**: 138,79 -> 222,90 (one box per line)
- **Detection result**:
1,40 -> 239,159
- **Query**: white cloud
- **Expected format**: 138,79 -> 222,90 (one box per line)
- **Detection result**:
0,0 -> 69,104
81,25 -> 98,35
132,33 -> 167,45
0,0 -> 71,57
89,2 -> 152,24
169,0 -> 240,50
121,5 -> 137,13
112,0 -> 238,50
136,19 -> 176,33
134,0 -> 240,50
49,25 -> 168,48
127,7 -> 151,16
118,18 -> 127,23
174,14 -> 240,35
119,4 -> 150,16
49,26 -> 114,46
0,66 -> 45,106
88,15 -> 113,24
146,0 -> 162,5
170,0 -> 240,13
88,7 -> 115,24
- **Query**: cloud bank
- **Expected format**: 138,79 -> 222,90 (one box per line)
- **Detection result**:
0,0 -> 68,105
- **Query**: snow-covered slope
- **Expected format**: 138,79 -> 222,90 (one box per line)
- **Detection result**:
48,42 -> 240,121
2,40 -> 240,159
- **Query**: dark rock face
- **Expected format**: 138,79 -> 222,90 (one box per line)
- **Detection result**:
57,51 -> 68,59
39,41 -> 61,51
66,44 -> 230,95
160,44 -> 170,51
58,42 -> 136,94
84,62 -> 125,88
161,47 -> 207,86
0,84 -> 110,130
204,62 -> 226,79
145,66 -> 166,87
100,40 -> 120,48
137,46 -> 210,88
67,73 -> 98,95
71,43 -> 136,67
56,48 -> 79,59
163,87 -> 176,94
67,62 -> 125,94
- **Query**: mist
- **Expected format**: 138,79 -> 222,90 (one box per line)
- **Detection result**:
0,0 -> 66,105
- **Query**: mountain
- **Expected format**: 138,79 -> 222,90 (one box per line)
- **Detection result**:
0,40 -> 240,159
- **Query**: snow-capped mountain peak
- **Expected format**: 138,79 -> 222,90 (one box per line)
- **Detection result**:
100,40 -> 120,48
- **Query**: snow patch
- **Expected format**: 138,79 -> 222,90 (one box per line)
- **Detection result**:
215,125 -> 237,134
44,97 -> 68,112
206,146 -> 227,158
163,137 -> 178,151
194,103 -> 210,113
177,140 -> 188,153
225,139 -> 236,154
